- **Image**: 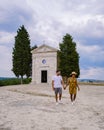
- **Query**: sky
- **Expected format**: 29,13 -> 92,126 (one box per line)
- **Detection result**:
0,0 -> 104,80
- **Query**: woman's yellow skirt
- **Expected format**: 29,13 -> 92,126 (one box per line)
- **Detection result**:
69,85 -> 77,94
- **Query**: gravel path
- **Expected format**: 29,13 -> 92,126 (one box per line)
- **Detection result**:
0,84 -> 104,130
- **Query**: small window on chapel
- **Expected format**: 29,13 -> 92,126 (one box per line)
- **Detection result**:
42,59 -> 46,64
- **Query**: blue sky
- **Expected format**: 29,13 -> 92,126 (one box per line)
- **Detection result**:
0,0 -> 104,80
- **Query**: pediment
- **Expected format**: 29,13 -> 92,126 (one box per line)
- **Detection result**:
31,44 -> 58,54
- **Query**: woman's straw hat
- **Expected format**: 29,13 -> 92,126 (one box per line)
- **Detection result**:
70,71 -> 77,75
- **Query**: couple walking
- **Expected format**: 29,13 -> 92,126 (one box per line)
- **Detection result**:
52,70 -> 80,105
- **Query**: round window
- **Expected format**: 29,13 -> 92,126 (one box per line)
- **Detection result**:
42,59 -> 46,64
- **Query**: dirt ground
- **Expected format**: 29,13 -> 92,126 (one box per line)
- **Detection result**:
0,84 -> 104,130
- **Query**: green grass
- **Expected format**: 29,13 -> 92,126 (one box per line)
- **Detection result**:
0,78 -> 31,86
78,82 -> 104,86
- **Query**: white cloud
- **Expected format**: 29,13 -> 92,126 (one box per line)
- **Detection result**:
0,0 -> 104,79
0,45 -> 14,77
77,43 -> 104,63
25,0 -> 104,46
80,67 -> 104,80
0,31 -> 15,44
81,18 -> 104,38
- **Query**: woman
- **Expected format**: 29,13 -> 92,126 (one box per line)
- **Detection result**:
65,71 -> 80,104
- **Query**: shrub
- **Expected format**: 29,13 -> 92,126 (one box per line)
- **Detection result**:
0,78 -> 31,87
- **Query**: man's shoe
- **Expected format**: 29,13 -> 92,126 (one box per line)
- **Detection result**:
59,100 -> 63,104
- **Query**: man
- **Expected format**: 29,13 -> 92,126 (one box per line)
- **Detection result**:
52,70 -> 65,105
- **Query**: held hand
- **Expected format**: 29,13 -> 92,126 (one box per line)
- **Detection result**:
63,86 -> 66,90
63,85 -> 66,90
78,87 -> 80,91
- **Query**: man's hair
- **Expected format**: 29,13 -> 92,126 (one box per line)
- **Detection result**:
56,70 -> 60,73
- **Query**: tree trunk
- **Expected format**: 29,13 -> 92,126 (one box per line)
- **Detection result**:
21,75 -> 23,84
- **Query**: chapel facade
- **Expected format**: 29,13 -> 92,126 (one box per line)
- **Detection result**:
31,44 -> 58,84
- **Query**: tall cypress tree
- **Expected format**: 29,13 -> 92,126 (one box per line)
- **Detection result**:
12,25 -> 31,83
58,33 -> 80,78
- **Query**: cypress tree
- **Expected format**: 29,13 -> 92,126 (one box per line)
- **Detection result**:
58,33 -> 80,78
12,25 -> 31,83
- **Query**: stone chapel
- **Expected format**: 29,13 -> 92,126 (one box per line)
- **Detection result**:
31,44 -> 58,84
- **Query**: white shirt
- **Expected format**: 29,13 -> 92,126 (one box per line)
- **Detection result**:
52,75 -> 62,88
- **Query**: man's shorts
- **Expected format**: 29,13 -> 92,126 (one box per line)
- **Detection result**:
54,88 -> 62,95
